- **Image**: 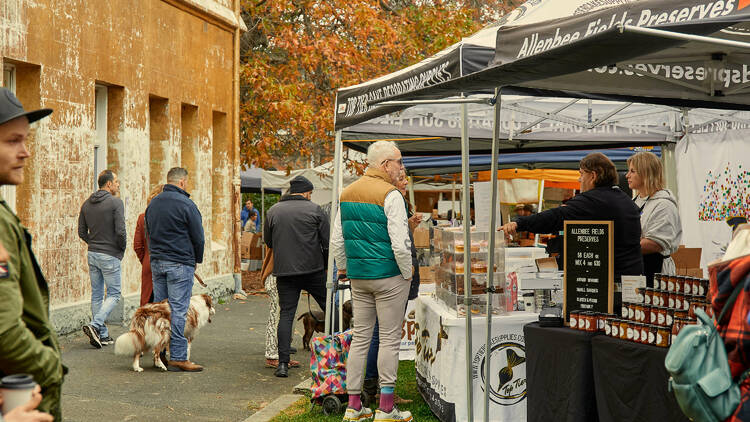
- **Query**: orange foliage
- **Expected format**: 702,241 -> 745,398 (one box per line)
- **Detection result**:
240,0 -> 517,170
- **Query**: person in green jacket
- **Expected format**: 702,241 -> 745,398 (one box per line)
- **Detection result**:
0,87 -> 63,420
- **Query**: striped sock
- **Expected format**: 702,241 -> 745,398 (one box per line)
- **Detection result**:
348,394 -> 362,411
380,386 -> 395,413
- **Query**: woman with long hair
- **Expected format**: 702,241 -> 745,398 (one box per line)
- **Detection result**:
626,151 -> 682,287
134,184 -> 164,306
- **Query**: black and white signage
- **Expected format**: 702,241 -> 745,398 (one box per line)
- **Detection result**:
563,220 -> 614,321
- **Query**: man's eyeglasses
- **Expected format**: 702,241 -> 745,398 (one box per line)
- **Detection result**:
381,158 -> 404,168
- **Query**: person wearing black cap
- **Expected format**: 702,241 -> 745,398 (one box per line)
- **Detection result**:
264,175 -> 329,377
0,87 -> 62,420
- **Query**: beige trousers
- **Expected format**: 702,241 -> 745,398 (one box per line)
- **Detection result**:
346,274 -> 410,394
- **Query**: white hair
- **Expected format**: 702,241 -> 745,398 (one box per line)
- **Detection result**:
367,141 -> 399,167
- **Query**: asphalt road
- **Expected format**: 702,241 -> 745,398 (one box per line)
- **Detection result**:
59,294 -> 318,421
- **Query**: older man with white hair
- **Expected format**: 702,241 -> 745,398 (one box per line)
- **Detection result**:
331,141 -> 413,422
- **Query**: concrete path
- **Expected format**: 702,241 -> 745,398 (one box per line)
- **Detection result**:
59,294 -> 318,421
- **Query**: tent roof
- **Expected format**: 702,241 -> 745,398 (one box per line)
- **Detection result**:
240,167 -> 281,194
367,1 -> 750,108
343,96 -> 675,155
402,147 -> 660,176
261,161 -> 359,191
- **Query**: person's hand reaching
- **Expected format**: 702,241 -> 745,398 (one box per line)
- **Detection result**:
499,222 -> 518,242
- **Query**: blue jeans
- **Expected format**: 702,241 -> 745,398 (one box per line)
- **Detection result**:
151,259 -> 195,361
88,251 -> 122,338
365,319 -> 380,380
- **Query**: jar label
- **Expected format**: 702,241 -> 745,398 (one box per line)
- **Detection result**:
570,317 -> 577,328
669,298 -> 675,308
650,312 -> 656,324
693,285 -> 699,295
621,307 -> 628,318
667,314 -> 673,326
684,284 -> 691,294
676,298 -> 682,309
662,280 -> 668,290
657,333 -> 663,345
641,328 -> 648,341
683,301 -> 690,311
627,327 -> 633,339
660,297 -> 666,307
658,313 -> 665,325
645,295 -> 651,305
628,308 -> 635,319
648,332 -> 655,344
612,326 -> 619,337
585,319 -> 591,330
668,281 -> 675,291
699,285 -> 705,296
633,329 -> 640,342
605,324 -> 611,335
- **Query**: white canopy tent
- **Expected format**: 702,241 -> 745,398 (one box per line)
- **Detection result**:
329,1 -> 750,421
261,162 -> 359,205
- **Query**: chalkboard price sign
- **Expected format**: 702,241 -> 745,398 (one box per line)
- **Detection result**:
563,220 -> 614,322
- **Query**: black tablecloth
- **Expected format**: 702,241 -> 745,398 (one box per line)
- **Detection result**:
591,335 -> 688,422
524,323 -> 601,422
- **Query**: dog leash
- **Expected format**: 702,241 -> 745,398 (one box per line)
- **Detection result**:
194,273 -> 207,288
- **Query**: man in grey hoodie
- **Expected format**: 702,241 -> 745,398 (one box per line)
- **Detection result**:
77,169 -> 126,348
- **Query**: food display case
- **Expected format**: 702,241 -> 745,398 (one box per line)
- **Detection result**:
432,226 -> 507,316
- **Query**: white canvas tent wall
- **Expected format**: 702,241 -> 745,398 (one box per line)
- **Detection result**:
261,162 -> 358,205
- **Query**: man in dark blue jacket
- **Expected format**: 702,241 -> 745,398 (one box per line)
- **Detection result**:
145,167 -> 205,372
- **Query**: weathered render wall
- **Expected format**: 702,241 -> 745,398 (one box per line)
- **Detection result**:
0,0 -> 240,333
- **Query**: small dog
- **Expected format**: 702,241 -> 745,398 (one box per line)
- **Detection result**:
297,300 -> 352,350
114,294 -> 215,372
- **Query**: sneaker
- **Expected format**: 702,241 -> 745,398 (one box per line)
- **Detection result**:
100,336 -> 114,346
82,325 -> 102,349
343,406 -> 373,421
374,406 -> 412,421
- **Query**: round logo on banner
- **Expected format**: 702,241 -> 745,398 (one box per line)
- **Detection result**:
477,341 -> 527,406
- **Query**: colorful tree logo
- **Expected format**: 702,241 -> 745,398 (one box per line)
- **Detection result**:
698,163 -> 750,221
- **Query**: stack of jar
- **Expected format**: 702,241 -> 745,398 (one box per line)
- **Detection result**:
568,274 -> 712,348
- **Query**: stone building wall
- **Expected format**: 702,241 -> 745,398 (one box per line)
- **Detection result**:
0,0 -> 242,333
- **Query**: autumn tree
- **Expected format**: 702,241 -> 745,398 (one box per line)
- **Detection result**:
240,0 -> 518,170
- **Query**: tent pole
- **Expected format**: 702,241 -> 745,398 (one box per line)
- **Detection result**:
325,130 -> 343,336
534,179 -> 545,246
484,87 -> 502,422
451,179 -> 456,221
408,176 -> 416,207
662,110 -> 683,201
460,102 -> 474,422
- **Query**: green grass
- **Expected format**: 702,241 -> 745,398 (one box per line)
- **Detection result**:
270,360 -> 440,421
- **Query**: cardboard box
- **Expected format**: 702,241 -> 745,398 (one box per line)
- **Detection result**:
413,227 -> 430,248
248,233 -> 263,260
240,232 -> 253,259
419,266 -> 434,283
672,246 -> 703,277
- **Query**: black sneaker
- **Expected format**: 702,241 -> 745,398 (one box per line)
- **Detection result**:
100,336 -> 114,346
82,325 -> 102,349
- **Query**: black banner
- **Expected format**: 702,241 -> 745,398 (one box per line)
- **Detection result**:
563,220 -> 614,321
416,370 -> 457,422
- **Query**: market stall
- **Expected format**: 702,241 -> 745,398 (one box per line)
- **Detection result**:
415,295 -> 537,422
329,1 -> 750,421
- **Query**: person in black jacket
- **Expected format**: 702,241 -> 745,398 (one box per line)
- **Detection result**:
145,167 -> 205,372
78,169 -> 126,348
500,153 -> 643,306
265,175 -> 329,377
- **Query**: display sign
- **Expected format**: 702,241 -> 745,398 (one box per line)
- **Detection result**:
563,221 -> 614,321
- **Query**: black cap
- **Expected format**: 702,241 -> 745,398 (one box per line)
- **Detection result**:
0,87 -> 52,126
289,175 -> 314,193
